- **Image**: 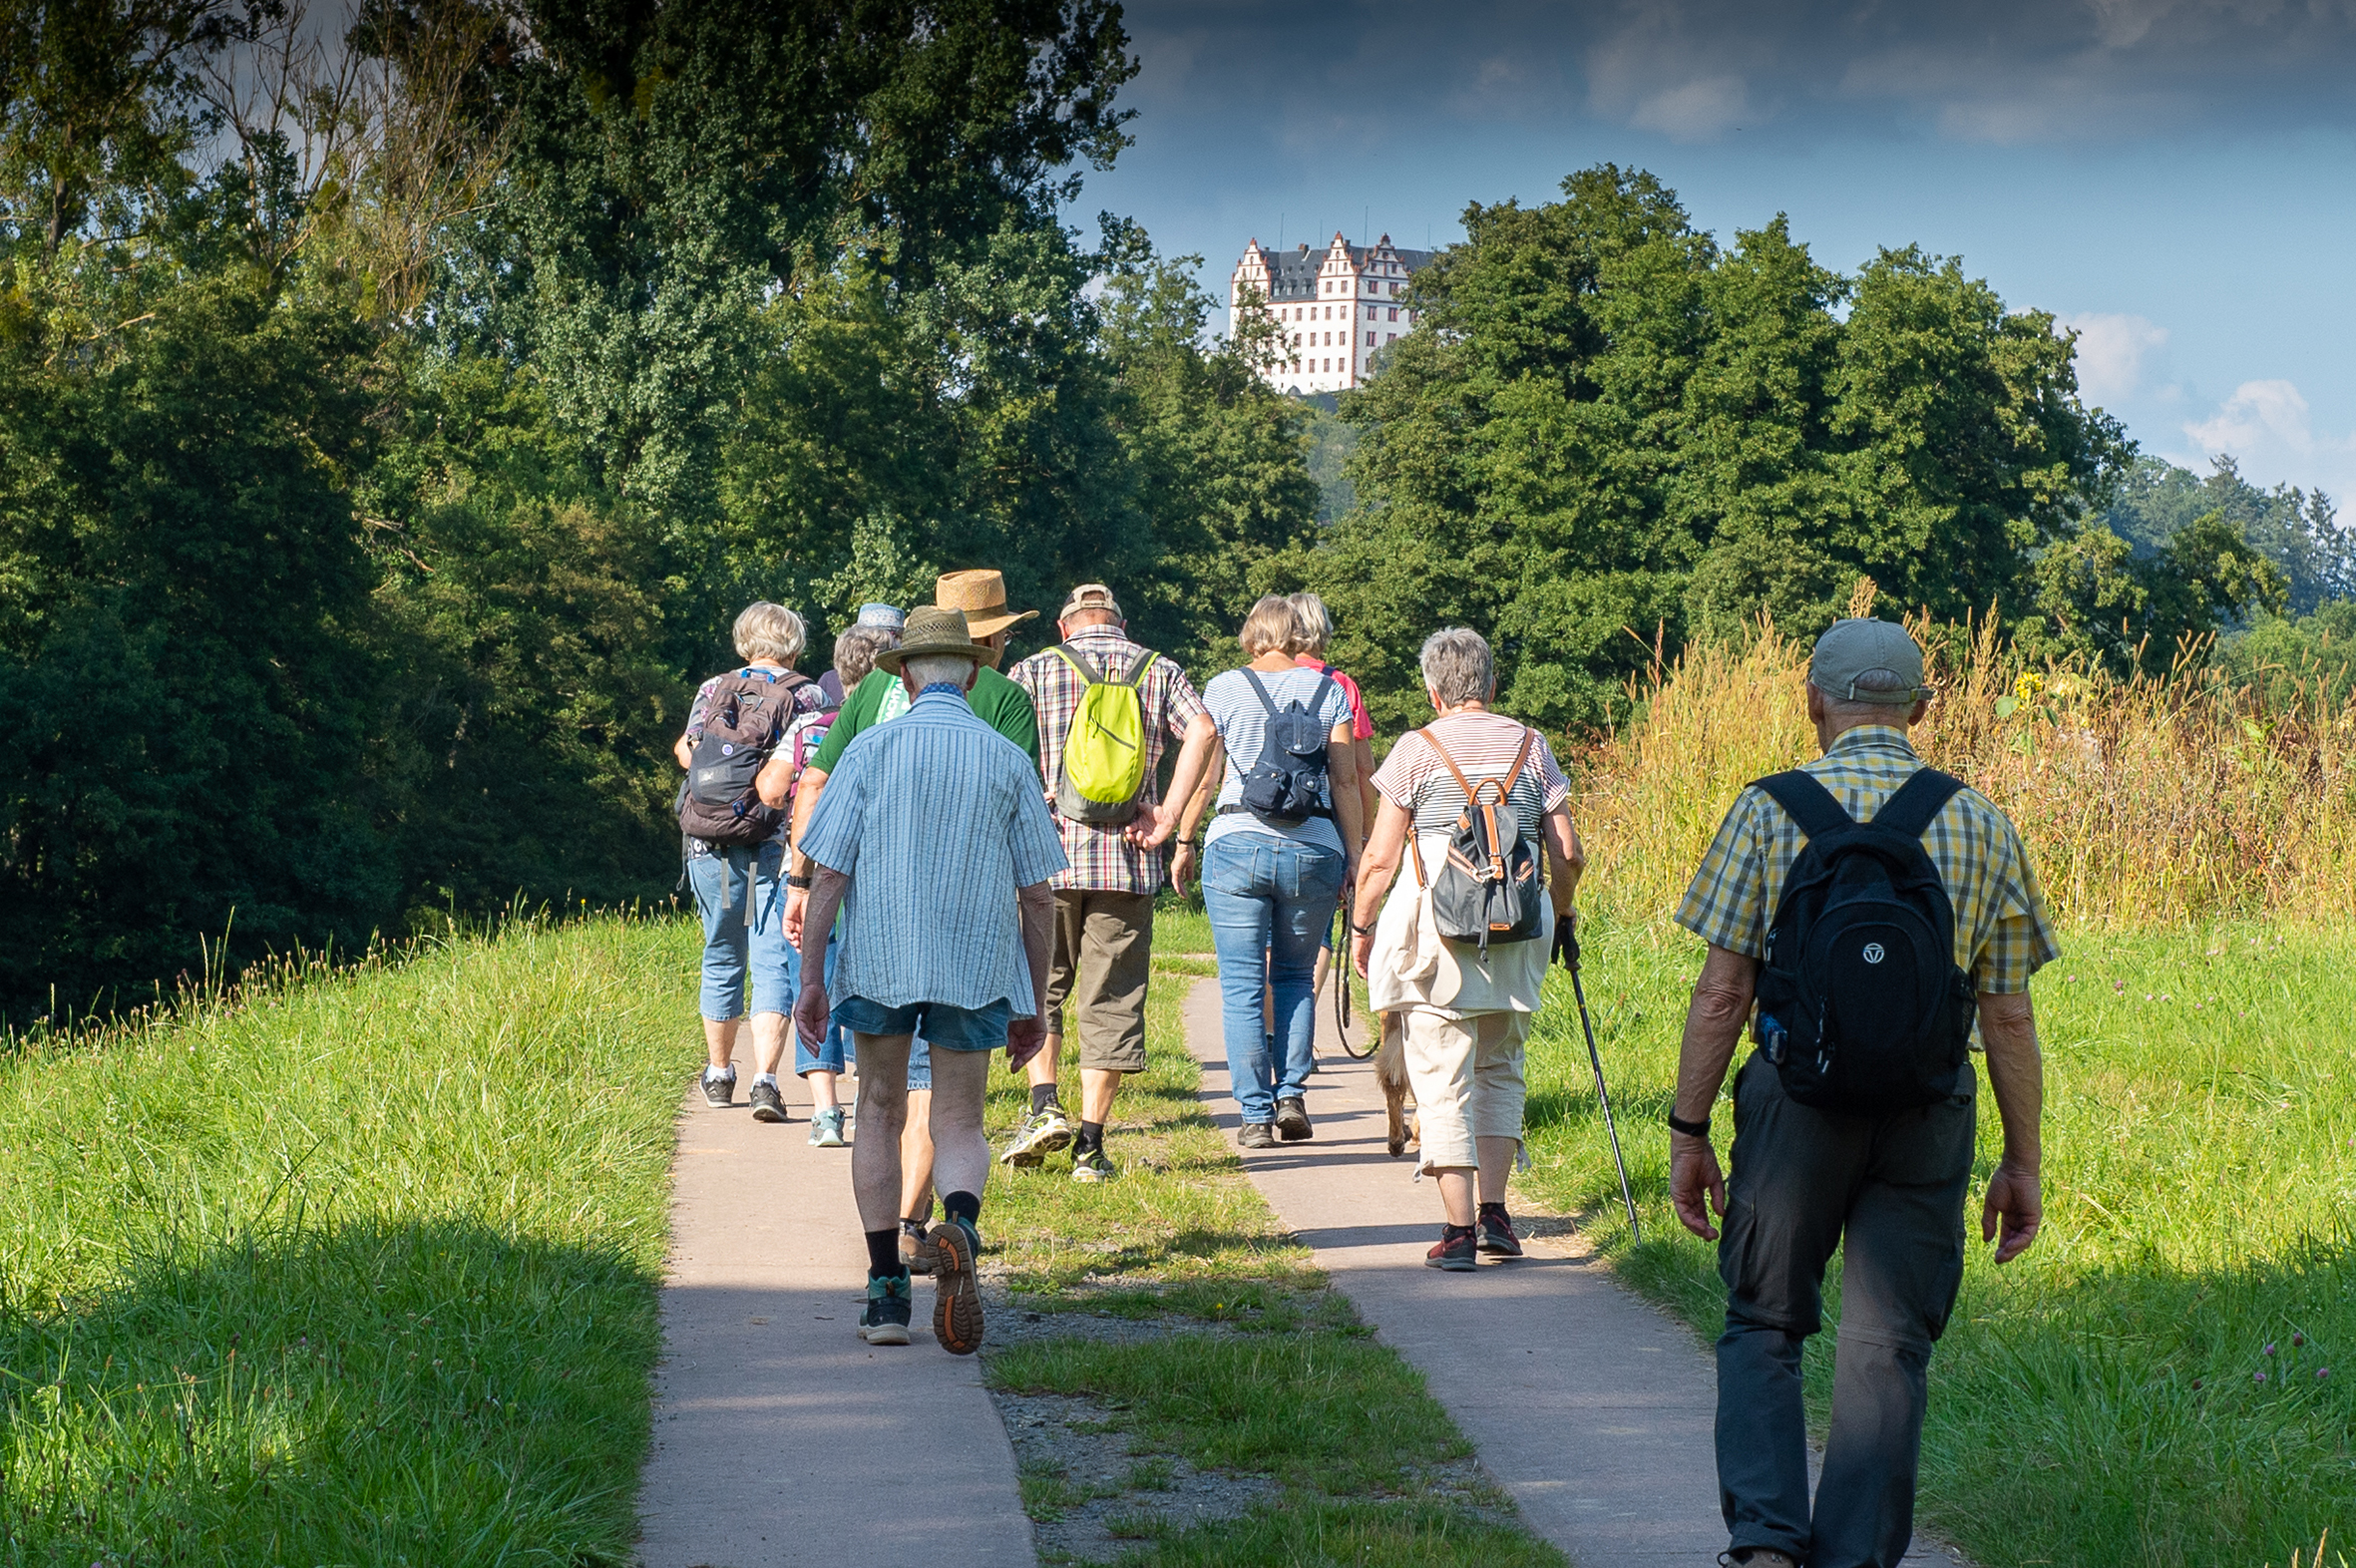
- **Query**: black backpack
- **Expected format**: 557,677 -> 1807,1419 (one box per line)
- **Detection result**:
677,670 -> 811,846
1749,767 -> 1977,1115
1235,668 -> 1335,824
1412,726 -> 1545,955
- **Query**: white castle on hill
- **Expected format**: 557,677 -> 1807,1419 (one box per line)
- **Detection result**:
1229,231 -> 1434,395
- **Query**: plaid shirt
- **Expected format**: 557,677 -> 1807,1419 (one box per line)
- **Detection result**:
1676,725 -> 2060,994
1011,626 -> 1207,895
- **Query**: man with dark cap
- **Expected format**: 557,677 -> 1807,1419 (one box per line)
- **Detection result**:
1668,616 -> 2057,1568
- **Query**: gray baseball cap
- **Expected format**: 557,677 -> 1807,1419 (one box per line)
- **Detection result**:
855,602 -> 905,631
1808,618 -> 1930,704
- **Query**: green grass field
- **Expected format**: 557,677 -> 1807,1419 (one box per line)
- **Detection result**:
0,917 -> 701,1566
1517,915 -> 2356,1568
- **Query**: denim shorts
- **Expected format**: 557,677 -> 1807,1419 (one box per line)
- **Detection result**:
832,994 -> 1011,1052
907,1035 -> 933,1091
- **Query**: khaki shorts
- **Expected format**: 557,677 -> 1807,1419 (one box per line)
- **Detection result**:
1399,1006 -> 1530,1173
1044,889 -> 1154,1073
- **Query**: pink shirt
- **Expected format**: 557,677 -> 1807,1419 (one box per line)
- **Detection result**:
1295,655 -> 1374,741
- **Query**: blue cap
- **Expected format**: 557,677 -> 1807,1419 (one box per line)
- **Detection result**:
856,602 -> 905,630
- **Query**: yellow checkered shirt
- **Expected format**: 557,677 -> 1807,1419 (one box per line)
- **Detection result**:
1675,725 -> 2060,994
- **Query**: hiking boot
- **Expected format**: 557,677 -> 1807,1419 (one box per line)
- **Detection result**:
1070,1147 -> 1117,1183
1720,1553 -> 1798,1568
699,1066 -> 736,1108
807,1105 -> 847,1147
1274,1096 -> 1313,1142
1476,1205 -> 1523,1257
859,1274 -> 913,1346
929,1217 -> 984,1356
1425,1226 -> 1478,1272
748,1078 -> 787,1123
998,1104 -> 1073,1168
901,1218 -> 942,1276
1237,1121 -> 1279,1150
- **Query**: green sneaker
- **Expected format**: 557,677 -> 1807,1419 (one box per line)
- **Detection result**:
807,1105 -> 847,1148
1070,1147 -> 1117,1183
998,1104 -> 1073,1168
860,1273 -> 913,1346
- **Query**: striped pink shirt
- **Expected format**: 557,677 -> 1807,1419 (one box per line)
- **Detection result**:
1372,711 -> 1570,842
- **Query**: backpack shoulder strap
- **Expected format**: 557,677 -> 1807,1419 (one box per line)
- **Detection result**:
1051,643 -> 1104,685
1868,767 -> 1967,840
1306,672 -> 1335,719
1751,770 -> 1854,842
1418,727 -> 1482,801
1239,666 -> 1280,715
1109,649 -> 1155,690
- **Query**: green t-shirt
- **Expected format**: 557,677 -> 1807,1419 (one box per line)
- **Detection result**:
807,664 -> 1040,774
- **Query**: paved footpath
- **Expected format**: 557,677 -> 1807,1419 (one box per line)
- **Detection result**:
635,1072 -> 1033,1567
1185,979 -> 1969,1568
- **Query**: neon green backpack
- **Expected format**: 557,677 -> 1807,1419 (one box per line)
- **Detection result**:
1049,642 -> 1156,824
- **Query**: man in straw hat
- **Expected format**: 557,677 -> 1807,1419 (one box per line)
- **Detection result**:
1668,616 -> 2056,1568
793,606 -> 1066,1354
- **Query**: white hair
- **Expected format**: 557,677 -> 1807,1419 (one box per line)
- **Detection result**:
733,601 -> 807,664
1419,627 -> 1495,708
902,653 -> 979,688
1288,591 -> 1335,654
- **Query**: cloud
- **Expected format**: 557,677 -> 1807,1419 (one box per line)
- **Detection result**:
1113,0 -> 2356,146
2176,380 -> 2356,498
2059,312 -> 2168,405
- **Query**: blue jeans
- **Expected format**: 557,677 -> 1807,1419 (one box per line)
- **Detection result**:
1202,834 -> 1346,1123
789,935 -> 850,1077
688,844 -> 793,1020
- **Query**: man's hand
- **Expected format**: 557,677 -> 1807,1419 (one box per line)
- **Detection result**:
1981,1157 -> 2042,1264
1170,840 -> 1199,897
793,979 -> 831,1048
1671,1132 -> 1728,1241
1125,801 -> 1177,850
1350,928 -> 1374,980
1006,1013 -> 1047,1073
784,885 -> 808,945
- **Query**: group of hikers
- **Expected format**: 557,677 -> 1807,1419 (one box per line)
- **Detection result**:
675,570 -> 2056,1568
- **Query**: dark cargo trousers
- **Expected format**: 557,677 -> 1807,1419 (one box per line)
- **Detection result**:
1715,1050 -> 1977,1568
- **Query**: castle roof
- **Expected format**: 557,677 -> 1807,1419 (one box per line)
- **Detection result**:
1240,235 -> 1435,303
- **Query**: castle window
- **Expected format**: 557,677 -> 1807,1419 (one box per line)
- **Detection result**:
1387,308 -> 1397,321
1367,331 -> 1375,346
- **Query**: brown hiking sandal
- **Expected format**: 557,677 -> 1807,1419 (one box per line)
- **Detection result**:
929,1217 -> 984,1356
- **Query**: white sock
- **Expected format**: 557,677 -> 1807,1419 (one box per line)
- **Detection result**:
705,1064 -> 733,1083
754,1072 -> 779,1088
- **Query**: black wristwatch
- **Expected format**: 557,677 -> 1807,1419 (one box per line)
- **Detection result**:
785,873 -> 813,890
1349,919 -> 1376,937
1667,1111 -> 1712,1138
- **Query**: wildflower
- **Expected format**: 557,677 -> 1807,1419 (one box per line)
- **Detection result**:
2265,1343 -> 2277,1356
2191,1379 -> 2203,1389
2255,1372 -> 2268,1384
2320,1369 -> 2333,1380
2294,1333 -> 2306,1348
2013,672 -> 2047,704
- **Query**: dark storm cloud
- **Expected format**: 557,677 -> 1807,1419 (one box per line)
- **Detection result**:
1119,0 -> 2356,144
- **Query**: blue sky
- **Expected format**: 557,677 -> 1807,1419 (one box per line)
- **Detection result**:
1072,0 -> 2356,505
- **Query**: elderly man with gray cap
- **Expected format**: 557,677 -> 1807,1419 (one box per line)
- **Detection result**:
1668,616 -> 2058,1568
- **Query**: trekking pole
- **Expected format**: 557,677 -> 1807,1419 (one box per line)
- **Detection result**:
1556,924 -> 1641,1245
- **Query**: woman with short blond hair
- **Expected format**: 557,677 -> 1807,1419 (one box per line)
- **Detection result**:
1177,595 -> 1365,1147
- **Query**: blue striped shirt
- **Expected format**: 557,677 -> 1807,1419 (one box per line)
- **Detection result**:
798,689 -> 1068,1012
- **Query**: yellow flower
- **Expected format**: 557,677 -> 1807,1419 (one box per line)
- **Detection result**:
2012,671 -> 2047,704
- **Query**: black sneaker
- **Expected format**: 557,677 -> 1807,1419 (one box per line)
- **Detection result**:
748,1078 -> 787,1123
699,1066 -> 736,1108
929,1217 -> 984,1356
1237,1121 -> 1279,1150
1274,1096 -> 1313,1142
1426,1226 -> 1478,1272
1476,1205 -> 1523,1257
860,1273 -> 913,1346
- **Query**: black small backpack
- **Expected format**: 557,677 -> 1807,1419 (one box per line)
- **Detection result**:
1236,668 -> 1335,824
1412,726 -> 1545,956
1749,767 -> 1977,1115
677,670 -> 810,846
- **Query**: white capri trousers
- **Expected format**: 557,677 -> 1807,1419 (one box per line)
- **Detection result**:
1399,1006 -> 1530,1173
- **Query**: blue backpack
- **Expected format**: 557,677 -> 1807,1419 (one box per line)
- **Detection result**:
1235,668 -> 1335,825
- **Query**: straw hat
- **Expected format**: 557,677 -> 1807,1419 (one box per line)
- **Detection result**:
875,606 -> 996,674
935,569 -> 1036,639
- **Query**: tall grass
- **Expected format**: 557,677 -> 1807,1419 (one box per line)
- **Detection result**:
0,913 -> 699,1566
1572,590 -> 2356,929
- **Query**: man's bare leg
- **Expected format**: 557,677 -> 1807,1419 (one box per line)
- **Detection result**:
703,1016 -> 739,1072
850,1033 -> 915,1232
807,1068 -> 840,1112
926,1047 -> 992,1206
900,1088 -> 937,1215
